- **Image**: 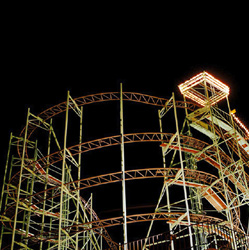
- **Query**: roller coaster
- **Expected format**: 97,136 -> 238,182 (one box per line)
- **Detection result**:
0,72 -> 248,249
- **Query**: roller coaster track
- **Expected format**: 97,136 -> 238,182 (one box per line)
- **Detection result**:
2,92 -> 249,248
4,132 -> 247,235
18,91 -> 249,173
17,92 -> 249,206
9,132 -> 249,195
5,166 -> 238,219
32,212 -> 243,242
19,92 -> 199,139
3,93 -> 201,249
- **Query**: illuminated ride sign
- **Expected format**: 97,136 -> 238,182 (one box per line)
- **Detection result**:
178,71 -> 230,106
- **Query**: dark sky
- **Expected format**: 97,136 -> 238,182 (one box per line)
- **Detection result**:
1,8 -> 249,245
2,42 -> 248,155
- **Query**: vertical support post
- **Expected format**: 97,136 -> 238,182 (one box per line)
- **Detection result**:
0,133 -> 12,212
11,108 -> 30,250
100,227 -> 103,250
172,93 -> 194,250
120,83 -> 128,249
25,140 -> 38,245
65,165 -> 70,249
247,219 -> 249,239
158,110 -> 166,168
43,118 -> 53,250
76,105 -> 83,250
0,133 -> 13,249
166,183 -> 175,250
58,91 -> 70,250
183,94 -> 204,249
90,193 -> 93,250
158,109 -> 174,250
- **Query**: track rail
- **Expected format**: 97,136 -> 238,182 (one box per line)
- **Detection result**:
5,133 -> 244,230
33,212 -> 236,240
21,132 -> 249,191
20,92 -> 199,139
3,92 -> 248,249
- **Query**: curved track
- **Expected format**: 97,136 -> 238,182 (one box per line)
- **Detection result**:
4,133 -> 244,237
33,212 -> 228,240
2,92 -> 249,249
20,92 -> 199,138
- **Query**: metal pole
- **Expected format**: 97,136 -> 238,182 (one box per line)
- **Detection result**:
0,133 -> 13,248
120,83 -> 128,249
58,91 -> 70,249
0,133 -> 12,211
172,93 -> 194,250
76,106 -> 83,250
90,193 -> 93,250
25,140 -> 38,247
11,108 -> 30,250
46,118 -> 53,250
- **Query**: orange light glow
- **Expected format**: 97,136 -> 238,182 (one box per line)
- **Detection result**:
232,113 -> 249,138
178,71 -> 230,106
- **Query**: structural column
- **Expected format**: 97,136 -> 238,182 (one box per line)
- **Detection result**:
58,91 -> 70,249
120,83 -> 128,249
11,109 -> 30,250
172,93 -> 194,250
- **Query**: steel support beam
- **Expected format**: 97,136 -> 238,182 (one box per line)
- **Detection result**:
120,83 -> 128,249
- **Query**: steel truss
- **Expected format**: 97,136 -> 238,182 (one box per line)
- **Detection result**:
0,87 -> 249,250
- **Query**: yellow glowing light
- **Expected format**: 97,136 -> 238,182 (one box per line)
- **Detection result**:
232,113 -> 249,138
178,71 -> 230,106
204,72 -> 230,94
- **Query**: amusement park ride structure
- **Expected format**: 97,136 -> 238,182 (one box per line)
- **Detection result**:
0,72 -> 249,249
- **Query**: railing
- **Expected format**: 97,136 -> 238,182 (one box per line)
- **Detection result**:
106,223 -> 249,250
212,107 -> 249,141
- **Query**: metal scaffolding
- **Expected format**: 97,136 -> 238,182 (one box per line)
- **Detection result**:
0,72 -> 249,249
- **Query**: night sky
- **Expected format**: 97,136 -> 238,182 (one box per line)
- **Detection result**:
1,7 -> 249,246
